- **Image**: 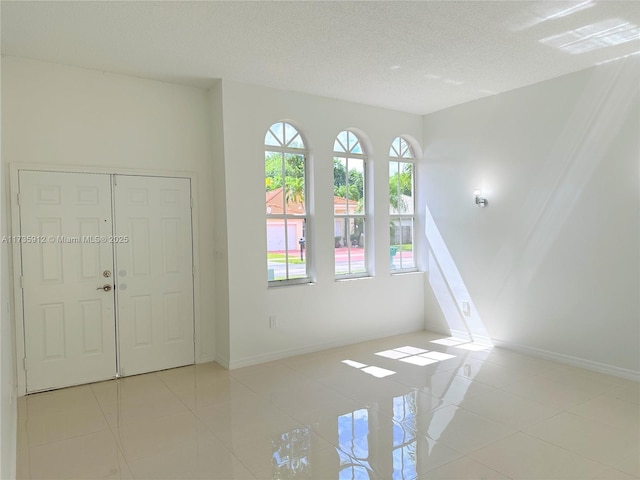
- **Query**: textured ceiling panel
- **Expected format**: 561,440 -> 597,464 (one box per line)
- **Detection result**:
2,1 -> 639,114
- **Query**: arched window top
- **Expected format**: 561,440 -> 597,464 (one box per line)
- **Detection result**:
265,122 -> 306,150
389,136 -> 414,159
334,130 -> 364,155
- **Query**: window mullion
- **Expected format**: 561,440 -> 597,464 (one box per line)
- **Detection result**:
399,217 -> 404,269
347,218 -> 352,274
284,217 -> 290,279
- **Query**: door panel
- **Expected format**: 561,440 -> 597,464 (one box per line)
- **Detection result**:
19,171 -> 116,392
114,176 -> 194,376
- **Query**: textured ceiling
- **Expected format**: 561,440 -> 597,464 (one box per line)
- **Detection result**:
2,1 -> 639,114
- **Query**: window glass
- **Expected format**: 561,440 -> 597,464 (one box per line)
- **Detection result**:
334,130 -> 368,277
389,137 -> 416,272
265,122 -> 310,283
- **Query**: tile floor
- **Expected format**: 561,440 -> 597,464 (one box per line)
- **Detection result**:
16,331 -> 640,479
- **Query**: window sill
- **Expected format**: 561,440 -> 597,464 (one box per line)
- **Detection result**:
335,275 -> 373,283
268,280 -> 315,289
390,269 -> 421,276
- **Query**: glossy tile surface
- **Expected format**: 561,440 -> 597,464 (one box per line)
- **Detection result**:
17,331 -> 640,479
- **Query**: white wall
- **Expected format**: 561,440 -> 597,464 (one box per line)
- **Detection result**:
219,80 -> 426,367
1,50 -> 18,480
1,57 -> 216,379
210,82 -> 231,367
422,58 -> 640,378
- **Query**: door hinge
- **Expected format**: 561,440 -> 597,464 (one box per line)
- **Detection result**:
23,357 -> 28,371
16,193 -> 21,206
20,276 -> 24,289
190,197 -> 194,209
113,174 -> 118,186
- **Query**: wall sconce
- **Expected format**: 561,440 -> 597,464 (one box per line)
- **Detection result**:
474,189 -> 488,207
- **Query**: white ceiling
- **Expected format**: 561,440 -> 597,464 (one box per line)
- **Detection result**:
2,1 -> 639,114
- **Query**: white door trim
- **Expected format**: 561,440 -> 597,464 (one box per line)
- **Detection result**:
10,163 -> 203,396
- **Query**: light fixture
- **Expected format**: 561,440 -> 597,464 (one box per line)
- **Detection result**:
474,189 -> 487,207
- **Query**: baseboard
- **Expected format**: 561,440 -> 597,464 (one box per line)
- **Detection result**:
424,322 -> 451,337
213,354 -> 230,370
432,329 -> 494,347
448,329 -> 472,341
228,323 -> 424,370
494,339 -> 640,382
196,353 -> 218,365
471,334 -> 494,346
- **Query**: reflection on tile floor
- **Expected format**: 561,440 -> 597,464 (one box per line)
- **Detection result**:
17,331 -> 640,479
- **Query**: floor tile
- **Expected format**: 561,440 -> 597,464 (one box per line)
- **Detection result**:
91,374 -> 190,429
112,411 -> 214,462
301,447 -> 383,480
455,359 -> 538,388
267,381 -> 355,419
594,468 -> 640,480
26,403 -> 109,447
229,364 -> 308,394
469,432 -> 608,480
363,433 -> 464,479
298,405 -> 398,446
329,373 -> 424,410
17,399 -> 30,480
228,426 -> 333,479
417,456 -> 510,479
28,429 -> 129,480
502,374 -> 602,409
159,371 -> 256,411
411,405 -> 515,454
411,371 -> 497,408
523,412 -> 639,467
477,349 -> 560,375
608,451 -> 640,478
194,397 -> 304,450
24,384 -> 101,420
606,382 -> 640,405
16,331 -> 639,480
387,365 -> 460,395
456,388 -> 560,429
535,368 -> 621,397
568,393 -> 640,432
280,351 -> 366,379
125,432 -> 256,479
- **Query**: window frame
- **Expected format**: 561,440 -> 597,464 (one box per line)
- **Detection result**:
265,122 -> 311,286
389,137 -> 417,273
333,130 -> 369,279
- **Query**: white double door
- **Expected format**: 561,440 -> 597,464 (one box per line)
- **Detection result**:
19,171 -> 195,393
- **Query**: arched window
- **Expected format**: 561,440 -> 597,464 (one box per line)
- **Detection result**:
333,130 -> 368,277
389,137 -> 415,271
265,122 -> 310,284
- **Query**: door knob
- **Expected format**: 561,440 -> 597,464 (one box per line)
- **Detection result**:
97,284 -> 113,292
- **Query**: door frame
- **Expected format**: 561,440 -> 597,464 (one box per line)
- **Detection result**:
10,163 -> 203,396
